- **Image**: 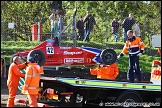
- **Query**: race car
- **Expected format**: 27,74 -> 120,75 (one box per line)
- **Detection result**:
11,38 -> 117,67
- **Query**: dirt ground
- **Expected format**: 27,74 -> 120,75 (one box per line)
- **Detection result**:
1,77 -> 28,107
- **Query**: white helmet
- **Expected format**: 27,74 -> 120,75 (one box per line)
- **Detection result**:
13,56 -> 19,62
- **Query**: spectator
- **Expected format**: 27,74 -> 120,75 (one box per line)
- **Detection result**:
111,18 -> 121,42
22,56 -> 44,107
76,16 -> 84,41
117,30 -> 145,83
122,13 -> 136,43
49,9 -> 60,38
58,18 -> 64,33
90,63 -> 119,80
7,56 -> 27,107
83,11 -> 96,42
133,21 -> 141,37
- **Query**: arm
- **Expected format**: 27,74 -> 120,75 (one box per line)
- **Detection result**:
90,67 -> 98,75
24,66 -> 33,90
119,41 -> 129,57
93,16 -> 96,26
49,14 -> 53,19
113,64 -> 119,79
76,21 -> 79,29
39,66 -> 44,74
121,18 -> 126,28
13,65 -> 25,78
83,17 -> 88,23
139,37 -> 145,53
17,63 -> 26,70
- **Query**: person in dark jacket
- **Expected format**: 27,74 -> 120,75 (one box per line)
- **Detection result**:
76,16 -> 84,41
83,11 -> 96,42
111,18 -> 121,42
122,13 -> 136,43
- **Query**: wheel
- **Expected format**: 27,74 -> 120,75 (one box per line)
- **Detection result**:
27,50 -> 46,66
100,49 -> 117,65
115,90 -> 143,107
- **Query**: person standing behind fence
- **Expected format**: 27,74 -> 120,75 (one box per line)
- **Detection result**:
111,18 -> 121,42
83,11 -> 96,42
133,21 -> 141,38
121,13 -> 136,43
49,9 -> 60,38
76,16 -> 85,41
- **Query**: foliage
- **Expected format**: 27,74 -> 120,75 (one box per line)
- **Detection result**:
1,1 -> 161,44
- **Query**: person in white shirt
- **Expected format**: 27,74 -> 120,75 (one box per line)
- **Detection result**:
133,21 -> 141,37
49,9 -> 60,38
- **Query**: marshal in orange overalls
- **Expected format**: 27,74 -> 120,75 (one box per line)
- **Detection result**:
7,56 -> 26,107
22,62 -> 43,107
90,63 -> 119,80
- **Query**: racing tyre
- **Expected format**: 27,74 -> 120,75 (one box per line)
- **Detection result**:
27,50 -> 46,66
100,49 -> 117,65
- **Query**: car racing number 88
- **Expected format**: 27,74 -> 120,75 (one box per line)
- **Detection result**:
46,47 -> 54,54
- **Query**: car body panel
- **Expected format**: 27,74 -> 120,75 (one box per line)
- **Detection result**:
15,38 -> 105,66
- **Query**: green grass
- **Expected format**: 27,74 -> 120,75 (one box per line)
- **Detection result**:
1,41 -> 161,73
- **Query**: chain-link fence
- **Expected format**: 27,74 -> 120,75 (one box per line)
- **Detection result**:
1,9 -> 161,55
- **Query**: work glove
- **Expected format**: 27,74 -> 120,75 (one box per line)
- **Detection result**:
25,61 -> 28,66
137,50 -> 144,56
117,53 -> 124,59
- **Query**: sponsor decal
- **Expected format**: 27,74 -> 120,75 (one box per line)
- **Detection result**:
64,58 -> 84,63
63,51 -> 82,55
60,47 -> 71,49
46,43 -> 53,46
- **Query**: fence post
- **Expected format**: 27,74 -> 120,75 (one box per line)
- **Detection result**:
38,22 -> 40,41
73,9 -> 77,47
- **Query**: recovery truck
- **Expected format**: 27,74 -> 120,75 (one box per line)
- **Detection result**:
15,34 -> 161,107
14,2 -> 161,107
35,35 -> 162,107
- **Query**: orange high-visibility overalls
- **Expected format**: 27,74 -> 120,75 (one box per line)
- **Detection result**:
23,63 -> 43,107
90,63 -> 119,80
7,62 -> 26,107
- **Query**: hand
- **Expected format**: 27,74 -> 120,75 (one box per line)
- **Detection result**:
25,61 -> 28,66
137,53 -> 142,56
117,55 -> 120,59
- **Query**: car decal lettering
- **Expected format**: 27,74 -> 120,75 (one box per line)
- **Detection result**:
46,47 -> 54,54
63,51 -> 82,55
64,58 -> 84,63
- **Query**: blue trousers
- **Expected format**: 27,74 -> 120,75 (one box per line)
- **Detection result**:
114,32 -> 119,42
83,29 -> 91,42
127,55 -> 142,82
123,29 -> 128,43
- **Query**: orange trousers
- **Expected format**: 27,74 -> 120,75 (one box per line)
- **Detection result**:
7,86 -> 17,107
27,94 -> 38,107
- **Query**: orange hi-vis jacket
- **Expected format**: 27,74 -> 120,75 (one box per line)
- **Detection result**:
90,63 -> 119,80
23,63 -> 44,95
121,36 -> 145,56
7,62 -> 26,88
